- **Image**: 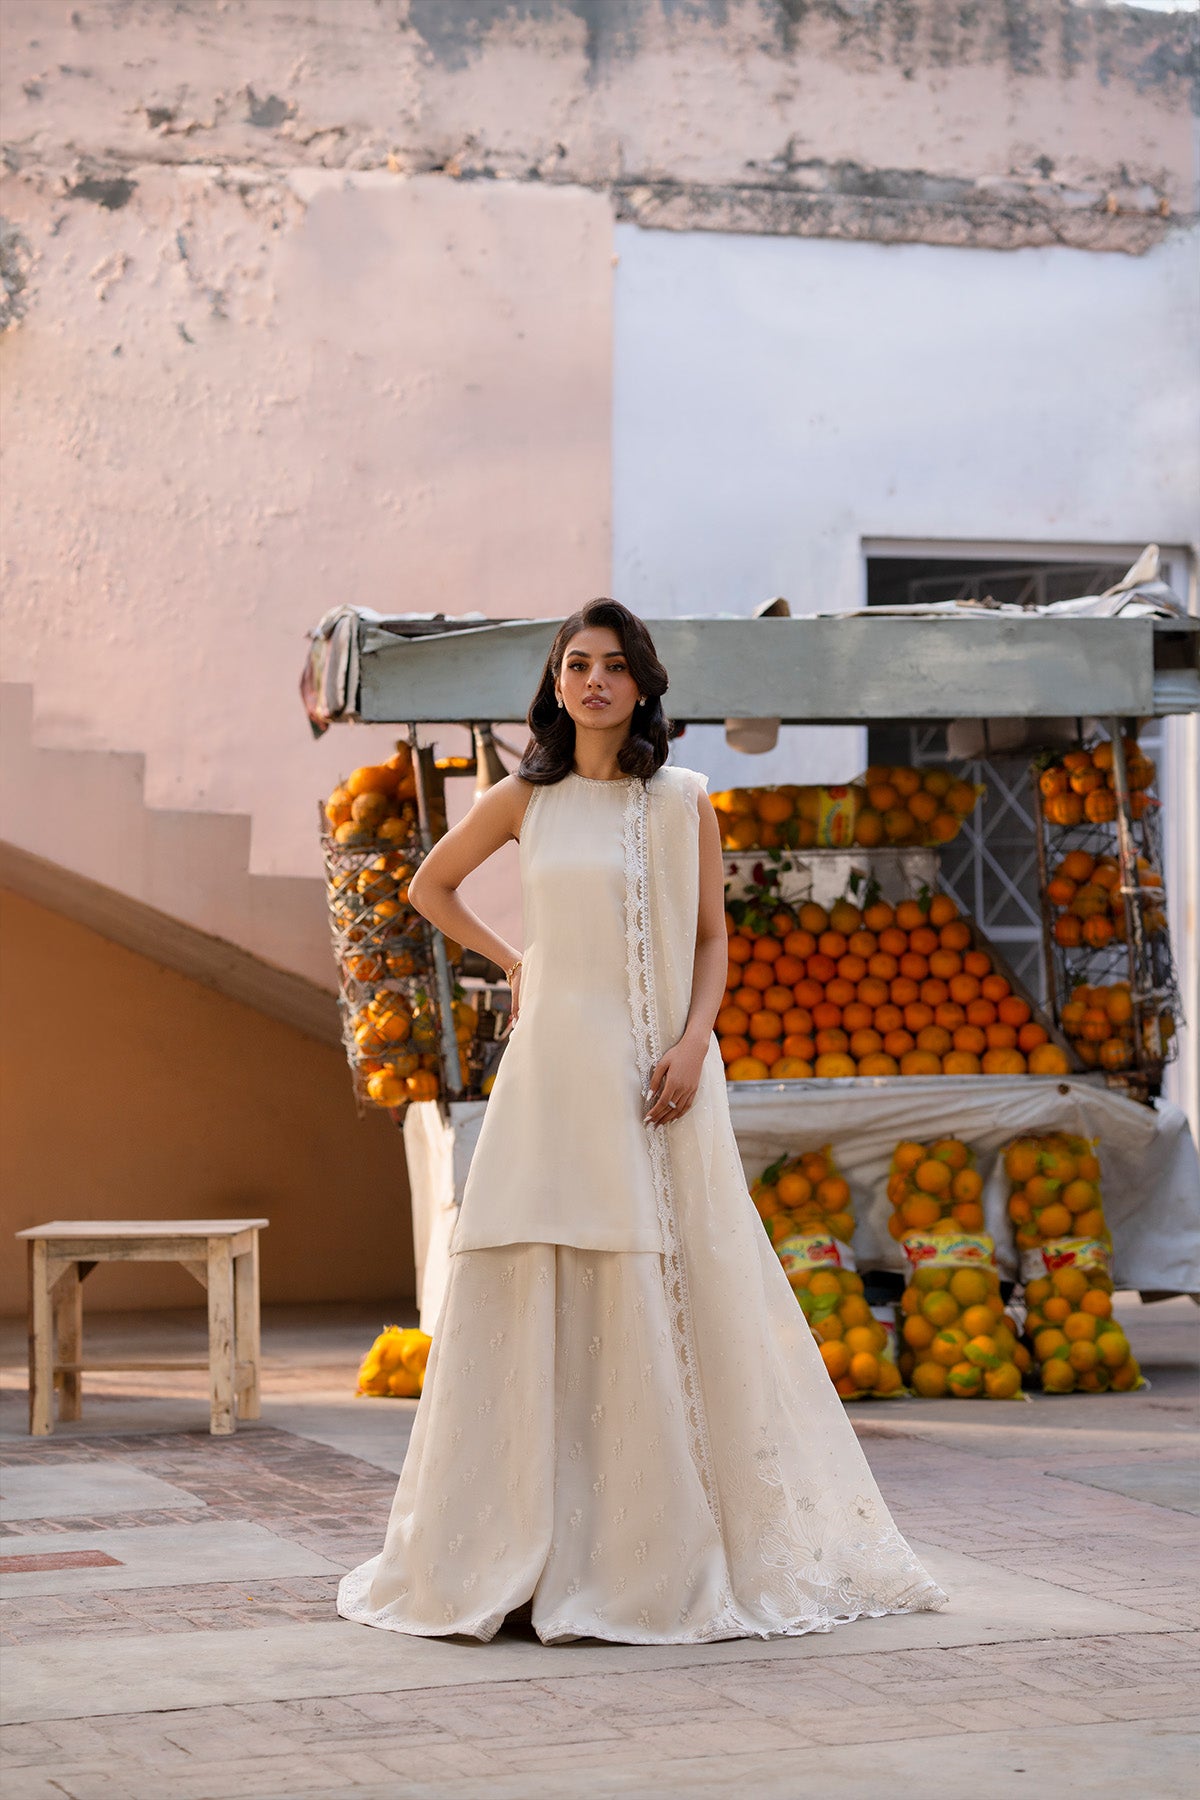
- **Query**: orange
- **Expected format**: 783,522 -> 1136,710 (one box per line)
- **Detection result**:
928,1327 -> 968,1367
1096,1330 -> 1129,1369
916,1025 -> 953,1057
819,1341 -> 851,1381
798,902 -> 830,935
1079,1288 -> 1112,1319
947,1361 -> 983,1397
951,1167 -> 982,1202
953,1025 -> 987,1057
1035,1202 -> 1072,1239
948,1268 -> 990,1308
727,1055 -> 771,1081
814,1053 -> 857,1079
984,1363 -> 1022,1399
847,1351 -> 880,1391
717,1004 -> 750,1037
858,1051 -> 900,1076
959,1304 -> 997,1339
914,1158 -> 953,1195
903,1001 -> 934,1033
921,1290 -> 960,1330
900,1049 -> 943,1076
902,1314 -> 937,1350
883,1029 -> 916,1060
1042,1296 -> 1071,1325
981,1048 -> 1027,1075
901,1194 -> 941,1232
849,1028 -> 883,1060
1062,1312 -> 1097,1343
749,1010 -> 784,1041
1033,1327 -> 1068,1361
911,1361 -> 949,1398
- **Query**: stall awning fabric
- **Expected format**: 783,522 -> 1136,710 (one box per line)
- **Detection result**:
301,571 -> 1199,734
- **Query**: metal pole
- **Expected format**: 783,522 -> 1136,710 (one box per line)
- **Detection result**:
1029,776 -> 1059,1017
408,726 -> 463,1103
1107,720 -> 1149,1072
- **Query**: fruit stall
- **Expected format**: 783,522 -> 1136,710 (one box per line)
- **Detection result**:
302,565 -> 1200,1361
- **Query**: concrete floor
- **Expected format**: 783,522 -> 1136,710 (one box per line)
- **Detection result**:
1,1296 -> 1197,1799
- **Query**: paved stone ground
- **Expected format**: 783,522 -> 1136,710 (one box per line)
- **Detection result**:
0,1297 -> 1196,1799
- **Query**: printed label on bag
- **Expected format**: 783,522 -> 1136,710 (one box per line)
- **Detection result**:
1021,1237 -> 1113,1284
902,1231 -> 996,1269
777,1233 -> 857,1276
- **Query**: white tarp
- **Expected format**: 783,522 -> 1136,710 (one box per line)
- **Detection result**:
403,1077 -> 1200,1327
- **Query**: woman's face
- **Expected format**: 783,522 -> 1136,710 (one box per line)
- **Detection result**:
554,627 -> 640,733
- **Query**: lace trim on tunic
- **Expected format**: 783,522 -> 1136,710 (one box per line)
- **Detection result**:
621,777 -> 724,1538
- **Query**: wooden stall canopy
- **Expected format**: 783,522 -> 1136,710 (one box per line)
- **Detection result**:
300,556 -> 1199,733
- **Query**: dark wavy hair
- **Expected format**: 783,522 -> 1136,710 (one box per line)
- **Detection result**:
517,600 -> 671,785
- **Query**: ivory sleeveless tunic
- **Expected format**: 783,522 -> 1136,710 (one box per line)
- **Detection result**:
451,769 -> 665,1255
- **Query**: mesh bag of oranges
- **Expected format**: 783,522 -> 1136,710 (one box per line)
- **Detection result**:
1037,736 -> 1157,829
1021,1244 -> 1144,1394
752,1145 -> 856,1246
898,1236 -> 1028,1399
355,1326 -> 433,1398
853,764 -> 984,849
1003,1133 -> 1111,1260
779,1236 -> 903,1400
886,1136 -> 986,1241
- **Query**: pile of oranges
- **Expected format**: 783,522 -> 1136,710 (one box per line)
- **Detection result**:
719,891 -> 1070,1081
711,766 -> 981,852
324,745 -> 419,848
784,1248 -> 903,1399
1022,1260 -> 1142,1393
1059,983 -> 1138,1072
355,1326 -> 433,1397
1004,1134 -> 1109,1253
898,1248 -> 1028,1399
1046,850 -> 1166,953
886,1137 -> 986,1241
752,1146 -> 855,1245
1037,738 -> 1156,829
855,764 -> 982,849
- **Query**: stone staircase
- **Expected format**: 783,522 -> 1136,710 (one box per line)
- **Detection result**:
0,682 -> 339,1043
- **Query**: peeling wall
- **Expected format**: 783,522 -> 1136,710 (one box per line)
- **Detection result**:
0,168 -> 613,887
1,0 -> 1194,253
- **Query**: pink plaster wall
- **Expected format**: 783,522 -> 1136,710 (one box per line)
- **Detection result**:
0,167 -> 613,921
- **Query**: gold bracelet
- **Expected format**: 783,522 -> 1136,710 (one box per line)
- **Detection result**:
505,958 -> 523,984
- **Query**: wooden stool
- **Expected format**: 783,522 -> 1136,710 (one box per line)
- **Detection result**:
16,1220 -> 268,1437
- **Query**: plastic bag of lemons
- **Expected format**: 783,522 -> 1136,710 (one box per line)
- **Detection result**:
753,1145 -> 855,1247
887,1136 -> 985,1241
1022,1243 -> 1144,1394
899,1235 -> 1028,1399
780,1235 -> 903,1400
355,1326 -> 432,1398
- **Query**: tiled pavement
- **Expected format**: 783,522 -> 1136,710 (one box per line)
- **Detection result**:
0,1299 -> 1197,1799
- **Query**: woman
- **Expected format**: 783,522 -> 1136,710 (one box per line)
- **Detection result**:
337,599 -> 946,1645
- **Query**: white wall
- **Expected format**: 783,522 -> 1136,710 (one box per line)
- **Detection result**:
613,222 -> 1200,1123
614,223 -> 1200,791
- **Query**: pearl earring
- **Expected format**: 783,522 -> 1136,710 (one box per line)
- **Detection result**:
557,696 -> 564,708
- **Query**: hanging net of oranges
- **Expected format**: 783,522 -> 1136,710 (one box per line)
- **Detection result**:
780,1236 -> 903,1400
1034,733 -> 1180,1077
898,1236 -> 1028,1400
321,743 -> 469,1113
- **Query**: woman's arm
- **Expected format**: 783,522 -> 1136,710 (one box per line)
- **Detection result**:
406,775 -> 530,978
643,788 -> 727,1126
